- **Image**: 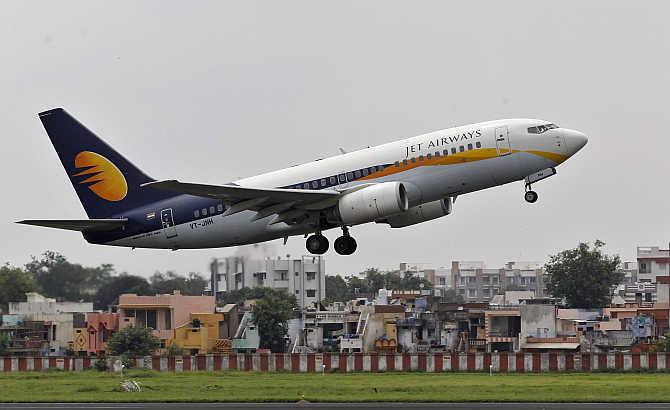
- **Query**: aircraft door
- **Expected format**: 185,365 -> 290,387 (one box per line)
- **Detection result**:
160,208 -> 178,239
494,126 -> 511,156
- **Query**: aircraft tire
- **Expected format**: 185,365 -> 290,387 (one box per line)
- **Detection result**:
524,190 -> 538,203
306,234 -> 329,254
334,235 -> 357,255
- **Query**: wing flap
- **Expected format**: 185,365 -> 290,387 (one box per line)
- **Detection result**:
17,219 -> 127,232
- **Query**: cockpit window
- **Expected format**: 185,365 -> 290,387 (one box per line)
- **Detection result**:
528,123 -> 559,134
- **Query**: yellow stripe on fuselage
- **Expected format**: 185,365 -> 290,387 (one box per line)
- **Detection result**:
359,149 -> 568,181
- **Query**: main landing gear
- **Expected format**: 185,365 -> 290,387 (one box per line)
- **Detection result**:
305,233 -> 329,255
305,227 -> 358,255
334,227 -> 357,255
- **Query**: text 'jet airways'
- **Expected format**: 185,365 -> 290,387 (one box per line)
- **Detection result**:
18,108 -> 587,255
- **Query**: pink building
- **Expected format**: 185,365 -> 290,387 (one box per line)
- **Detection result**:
118,290 -> 215,346
87,312 -> 119,355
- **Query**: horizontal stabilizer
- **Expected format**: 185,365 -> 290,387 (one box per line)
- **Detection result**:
16,218 -> 127,232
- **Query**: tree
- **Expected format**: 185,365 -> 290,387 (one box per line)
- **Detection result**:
25,251 -> 113,302
0,334 -> 9,356
545,240 -> 622,308
253,289 -> 298,352
94,274 -> 152,310
150,271 -> 207,296
108,326 -> 160,357
325,275 -> 350,304
0,265 -> 37,312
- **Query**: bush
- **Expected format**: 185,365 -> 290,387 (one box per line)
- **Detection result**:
108,326 -> 160,357
165,343 -> 183,357
93,357 -> 109,372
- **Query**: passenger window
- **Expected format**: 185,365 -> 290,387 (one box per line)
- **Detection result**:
354,170 -> 361,178
303,183 -> 310,189
369,167 -> 375,174
375,165 -> 382,172
435,151 -> 440,157
346,172 -> 354,180
330,176 -> 337,185
209,206 -> 215,214
476,141 -> 481,148
194,210 -> 200,218
451,148 -> 457,154
338,174 -> 346,183
402,159 -> 408,166
202,208 -> 208,216
427,153 -> 432,160
394,161 -> 400,167
443,149 -> 449,156
311,181 -> 318,189
459,146 -> 465,152
467,143 -> 473,150
362,168 -> 369,176
411,157 -> 416,164
320,178 -> 327,187
419,155 -> 424,161
217,204 -> 223,212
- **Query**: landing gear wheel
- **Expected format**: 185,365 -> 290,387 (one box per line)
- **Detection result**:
306,234 -> 329,255
334,235 -> 357,255
524,190 -> 538,203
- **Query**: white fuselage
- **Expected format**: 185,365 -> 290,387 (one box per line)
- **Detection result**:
109,118 -> 587,250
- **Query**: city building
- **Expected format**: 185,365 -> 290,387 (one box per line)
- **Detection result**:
118,290 -> 215,348
71,312 -> 120,356
209,255 -> 325,309
637,246 -> 669,282
451,261 -> 546,303
8,293 -> 94,355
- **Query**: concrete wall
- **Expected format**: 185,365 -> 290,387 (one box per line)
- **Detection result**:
3,352 -> 670,373
520,304 -> 556,340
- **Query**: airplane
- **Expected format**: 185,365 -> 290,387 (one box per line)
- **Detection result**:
18,108 -> 587,255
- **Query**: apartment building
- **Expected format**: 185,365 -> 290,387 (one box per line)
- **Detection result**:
637,246 -> 670,282
452,261 -> 545,303
209,255 -> 325,308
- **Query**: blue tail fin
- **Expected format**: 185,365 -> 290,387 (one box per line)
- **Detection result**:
39,108 -> 175,219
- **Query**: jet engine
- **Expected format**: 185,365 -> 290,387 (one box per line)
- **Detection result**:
336,182 -> 409,225
377,197 -> 452,228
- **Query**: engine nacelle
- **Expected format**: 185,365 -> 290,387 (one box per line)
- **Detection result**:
377,197 -> 452,228
337,182 -> 409,225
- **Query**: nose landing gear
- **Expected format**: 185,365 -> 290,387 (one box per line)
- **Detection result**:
524,185 -> 538,203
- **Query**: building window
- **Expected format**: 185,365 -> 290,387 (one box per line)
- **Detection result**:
147,310 -> 157,329
306,272 -> 316,280
306,289 -> 316,298
468,289 -> 477,298
639,262 -> 650,274
165,310 -> 172,329
295,290 -> 300,294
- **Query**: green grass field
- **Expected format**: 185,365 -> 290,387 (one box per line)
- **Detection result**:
1,370 -> 670,402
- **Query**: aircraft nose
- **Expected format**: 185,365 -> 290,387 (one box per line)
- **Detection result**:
564,129 -> 588,155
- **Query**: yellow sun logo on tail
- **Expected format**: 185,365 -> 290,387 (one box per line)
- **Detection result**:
73,151 -> 128,201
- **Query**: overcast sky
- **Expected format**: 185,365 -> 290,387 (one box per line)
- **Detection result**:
1,1 -> 669,278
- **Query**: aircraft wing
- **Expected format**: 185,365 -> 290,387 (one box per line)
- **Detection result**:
142,180 -> 342,224
16,219 -> 128,232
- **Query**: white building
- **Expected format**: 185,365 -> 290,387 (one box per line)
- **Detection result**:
8,293 -> 94,355
210,255 -> 326,309
637,246 -> 669,282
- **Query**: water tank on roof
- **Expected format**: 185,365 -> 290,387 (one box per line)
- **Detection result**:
378,289 -> 388,305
